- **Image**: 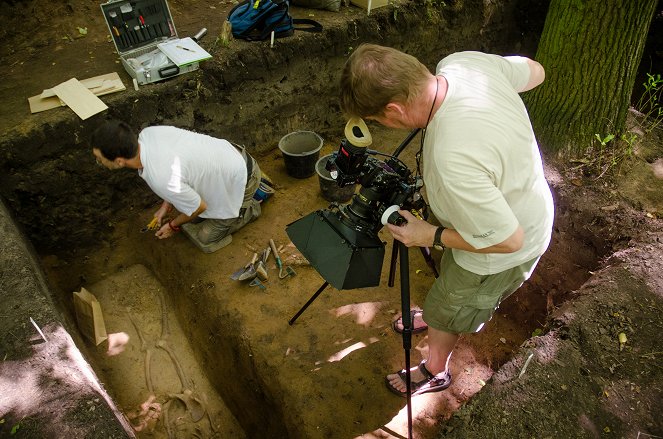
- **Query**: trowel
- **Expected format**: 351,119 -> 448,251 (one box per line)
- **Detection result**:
269,239 -> 296,279
230,253 -> 258,281
255,247 -> 270,281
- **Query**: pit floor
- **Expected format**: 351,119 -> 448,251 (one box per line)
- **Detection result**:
43,126 -> 580,438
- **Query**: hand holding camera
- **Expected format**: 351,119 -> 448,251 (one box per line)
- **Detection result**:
385,209 -> 438,248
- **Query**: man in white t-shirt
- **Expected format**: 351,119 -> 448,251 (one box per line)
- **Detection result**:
91,120 -> 262,253
340,44 -> 554,396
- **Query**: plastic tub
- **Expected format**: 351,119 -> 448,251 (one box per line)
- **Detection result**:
278,131 -> 323,179
315,154 -> 356,202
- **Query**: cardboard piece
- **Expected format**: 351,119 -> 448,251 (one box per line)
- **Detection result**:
73,288 -> 108,345
52,78 -> 109,120
28,72 -> 126,114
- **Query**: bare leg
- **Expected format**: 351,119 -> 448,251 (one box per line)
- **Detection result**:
386,327 -> 458,393
425,327 -> 458,374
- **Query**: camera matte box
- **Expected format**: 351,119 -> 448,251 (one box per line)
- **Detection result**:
286,209 -> 385,290
101,0 -> 198,85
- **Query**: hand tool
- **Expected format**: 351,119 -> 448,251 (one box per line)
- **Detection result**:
119,4 -> 136,45
238,253 -> 259,281
134,25 -> 144,42
109,10 -> 128,48
249,278 -> 266,290
231,253 -> 258,281
255,247 -> 271,281
270,239 -> 296,279
141,216 -> 160,233
138,11 -> 152,39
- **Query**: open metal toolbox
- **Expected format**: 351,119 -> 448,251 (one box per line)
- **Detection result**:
100,0 -> 199,85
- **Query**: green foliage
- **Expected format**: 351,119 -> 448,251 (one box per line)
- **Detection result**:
569,131 -> 637,179
569,72 -> 661,180
634,73 -> 663,133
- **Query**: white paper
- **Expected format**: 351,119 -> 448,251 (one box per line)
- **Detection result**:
157,37 -> 212,66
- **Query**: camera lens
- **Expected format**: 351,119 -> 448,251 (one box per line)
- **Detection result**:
380,205 -> 407,226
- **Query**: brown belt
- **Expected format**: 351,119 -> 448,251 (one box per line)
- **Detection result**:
232,142 -> 253,177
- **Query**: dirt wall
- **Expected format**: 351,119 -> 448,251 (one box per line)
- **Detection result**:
0,0 -> 537,254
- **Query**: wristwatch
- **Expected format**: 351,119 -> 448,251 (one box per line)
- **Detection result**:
433,226 -> 446,251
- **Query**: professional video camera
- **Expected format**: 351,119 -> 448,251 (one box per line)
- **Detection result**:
286,118 -> 425,290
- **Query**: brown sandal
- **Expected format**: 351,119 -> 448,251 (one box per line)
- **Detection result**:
386,360 -> 452,397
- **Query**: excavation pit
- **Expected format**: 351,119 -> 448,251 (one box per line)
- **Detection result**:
2,1 -> 662,437
31,127 -> 602,439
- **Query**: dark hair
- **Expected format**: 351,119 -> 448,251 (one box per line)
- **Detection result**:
91,119 -> 138,160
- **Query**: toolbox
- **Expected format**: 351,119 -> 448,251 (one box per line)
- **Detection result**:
100,0 -> 199,85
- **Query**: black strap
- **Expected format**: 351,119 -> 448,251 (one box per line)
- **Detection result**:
252,17 -> 321,40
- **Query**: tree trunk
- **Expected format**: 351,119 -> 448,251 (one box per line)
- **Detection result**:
525,0 -> 658,156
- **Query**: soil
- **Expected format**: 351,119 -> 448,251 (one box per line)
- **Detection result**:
0,1 -> 662,438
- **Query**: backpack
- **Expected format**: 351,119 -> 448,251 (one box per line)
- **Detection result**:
228,0 -> 323,41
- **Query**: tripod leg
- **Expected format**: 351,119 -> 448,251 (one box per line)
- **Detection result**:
288,281 -> 329,325
398,242 -> 414,439
388,239 -> 399,287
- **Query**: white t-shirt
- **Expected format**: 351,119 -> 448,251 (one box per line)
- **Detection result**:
138,126 -> 247,219
424,51 -> 554,275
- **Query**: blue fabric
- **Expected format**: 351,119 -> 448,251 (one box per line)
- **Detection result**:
228,0 -> 294,41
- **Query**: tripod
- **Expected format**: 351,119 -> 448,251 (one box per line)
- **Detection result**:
287,128 -> 432,439
288,239 -> 433,439
288,244 -> 436,325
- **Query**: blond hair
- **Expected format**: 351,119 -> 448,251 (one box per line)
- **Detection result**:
339,44 -> 431,118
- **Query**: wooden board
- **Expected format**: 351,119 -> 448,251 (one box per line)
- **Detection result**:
29,72 -> 125,114
52,78 -> 108,120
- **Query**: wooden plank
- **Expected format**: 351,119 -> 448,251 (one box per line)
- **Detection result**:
28,95 -> 64,113
29,72 -> 126,114
52,78 -> 108,120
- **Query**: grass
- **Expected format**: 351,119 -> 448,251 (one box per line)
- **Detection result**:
570,72 -> 662,179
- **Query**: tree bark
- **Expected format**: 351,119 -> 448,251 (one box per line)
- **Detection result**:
525,0 -> 658,156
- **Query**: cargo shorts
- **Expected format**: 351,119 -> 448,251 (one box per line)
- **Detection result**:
422,250 -> 541,334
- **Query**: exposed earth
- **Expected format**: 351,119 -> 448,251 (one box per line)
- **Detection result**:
0,1 -> 662,438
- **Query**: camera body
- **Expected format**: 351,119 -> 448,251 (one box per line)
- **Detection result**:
285,120 -> 424,290
326,139 -> 423,236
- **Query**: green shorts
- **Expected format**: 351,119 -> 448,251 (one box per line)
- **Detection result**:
422,250 -> 540,334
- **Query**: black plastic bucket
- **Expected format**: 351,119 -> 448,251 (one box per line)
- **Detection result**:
316,154 -> 356,202
278,131 -> 323,179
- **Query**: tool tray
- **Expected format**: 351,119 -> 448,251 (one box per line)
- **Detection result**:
100,0 -> 198,85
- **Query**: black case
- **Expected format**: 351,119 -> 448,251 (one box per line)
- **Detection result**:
100,0 -> 199,85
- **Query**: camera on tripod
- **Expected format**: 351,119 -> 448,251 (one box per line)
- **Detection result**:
286,118 -> 424,290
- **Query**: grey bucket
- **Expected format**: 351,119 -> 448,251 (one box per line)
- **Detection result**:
316,154 -> 357,203
278,131 -> 323,179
